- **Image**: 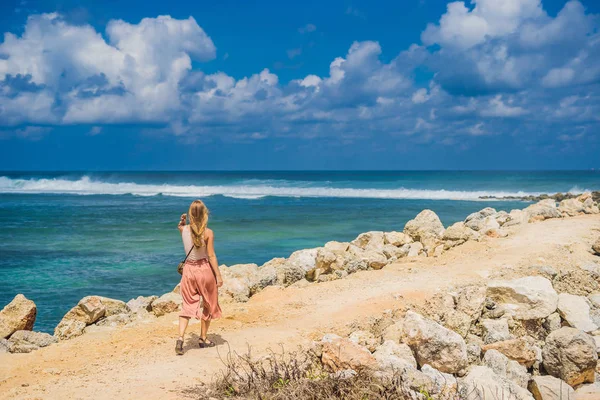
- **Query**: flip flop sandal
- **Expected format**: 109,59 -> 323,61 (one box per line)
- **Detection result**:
175,339 -> 184,355
199,337 -> 215,348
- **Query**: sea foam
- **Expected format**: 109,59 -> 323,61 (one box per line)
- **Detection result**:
0,175 -> 544,201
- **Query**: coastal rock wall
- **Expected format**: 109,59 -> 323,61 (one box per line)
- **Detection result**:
309,271 -> 600,399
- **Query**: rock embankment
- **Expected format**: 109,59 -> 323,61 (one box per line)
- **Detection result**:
1,193 -> 599,357
306,271 -> 600,399
480,190 -> 600,204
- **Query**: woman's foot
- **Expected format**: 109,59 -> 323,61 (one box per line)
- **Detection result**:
199,337 -> 215,348
175,339 -> 184,355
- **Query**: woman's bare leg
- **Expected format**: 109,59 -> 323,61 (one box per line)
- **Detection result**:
179,316 -> 190,339
201,319 -> 211,340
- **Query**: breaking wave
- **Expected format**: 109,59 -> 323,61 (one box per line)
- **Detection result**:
0,176 -> 549,201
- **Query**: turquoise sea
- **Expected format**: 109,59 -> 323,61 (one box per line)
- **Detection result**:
1,171 -> 599,333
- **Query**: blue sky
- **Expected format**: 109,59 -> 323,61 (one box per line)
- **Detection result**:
0,0 -> 599,170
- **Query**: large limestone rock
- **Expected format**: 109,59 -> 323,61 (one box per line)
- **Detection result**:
543,312 -> 562,333
421,364 -> 458,399
315,248 -> 338,272
0,294 -> 37,339
321,337 -> 377,372
225,263 -> 259,286
442,309 -> 473,338
524,199 -> 562,222
0,338 -> 10,353
557,293 -> 598,333
381,320 -> 404,343
559,198 -> 585,217
54,319 -> 86,340
96,297 -> 130,317
151,292 -> 181,317
7,330 -> 57,353
73,296 -> 106,324
126,295 -> 157,314
401,311 -> 468,374
468,216 -> 500,233
249,264 -> 278,294
394,366 -> 437,395
483,349 -> 529,388
543,327 -> 598,387
465,207 -> 497,223
589,293 -> 600,309
503,209 -> 529,227
482,338 -> 539,367
95,313 -> 132,327
274,249 -> 318,286
487,276 -> 558,320
443,222 -> 480,241
481,318 -> 512,344
372,340 -> 417,371
575,383 -> 600,400
582,198 -> 600,215
458,366 -> 534,400
323,241 -> 350,254
347,245 -> 388,270
221,276 -> 251,302
76,296 -> 106,324
54,295 -> 117,339
407,242 -> 424,257
593,239 -> 600,256
288,248 -> 318,273
464,208 -> 497,231
403,210 -> 445,248
456,286 -> 487,319
528,375 -> 575,400
494,210 -> 510,226
381,244 -> 408,260
351,231 -> 384,250
383,231 -> 413,247
362,250 -> 388,270
348,330 -> 380,353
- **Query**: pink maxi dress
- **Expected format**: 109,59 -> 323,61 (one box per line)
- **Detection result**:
179,226 -> 222,321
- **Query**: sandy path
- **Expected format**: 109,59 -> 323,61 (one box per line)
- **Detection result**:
1,215 -> 599,399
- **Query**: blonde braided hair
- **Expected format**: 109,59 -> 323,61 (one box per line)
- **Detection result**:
188,200 -> 209,248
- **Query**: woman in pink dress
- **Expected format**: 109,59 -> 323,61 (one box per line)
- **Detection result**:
176,200 -> 223,355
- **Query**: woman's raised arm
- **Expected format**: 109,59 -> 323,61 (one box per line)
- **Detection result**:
178,213 -> 186,233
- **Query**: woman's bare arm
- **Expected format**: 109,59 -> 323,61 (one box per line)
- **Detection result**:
178,213 -> 186,233
206,229 -> 223,287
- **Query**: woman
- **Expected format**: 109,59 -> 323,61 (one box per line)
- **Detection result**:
176,200 -> 223,355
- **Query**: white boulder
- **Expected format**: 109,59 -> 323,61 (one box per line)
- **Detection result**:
403,210 -> 445,249
557,293 -> 598,333
0,294 -> 37,339
487,276 -> 558,320
401,311 -> 468,374
458,366 -> 534,400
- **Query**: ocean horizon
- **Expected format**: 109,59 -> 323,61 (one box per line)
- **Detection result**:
1,170 -> 599,333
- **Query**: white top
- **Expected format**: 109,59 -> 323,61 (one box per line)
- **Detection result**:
181,225 -> 208,261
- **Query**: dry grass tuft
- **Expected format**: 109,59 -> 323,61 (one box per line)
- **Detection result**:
189,345 -> 418,400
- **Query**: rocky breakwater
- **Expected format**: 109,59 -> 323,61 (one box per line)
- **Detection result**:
53,292 -> 184,340
309,270 -> 600,399
481,190 -> 600,205
0,289 -> 183,352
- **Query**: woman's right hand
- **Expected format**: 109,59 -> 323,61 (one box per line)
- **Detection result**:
216,276 -> 223,288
